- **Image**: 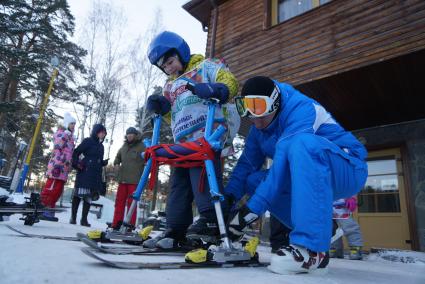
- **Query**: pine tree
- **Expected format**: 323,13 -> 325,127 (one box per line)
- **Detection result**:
0,0 -> 86,180
0,0 -> 87,104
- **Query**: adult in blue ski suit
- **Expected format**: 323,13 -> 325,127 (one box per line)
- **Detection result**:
226,76 -> 367,273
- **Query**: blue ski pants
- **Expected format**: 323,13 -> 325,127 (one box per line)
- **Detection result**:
247,133 -> 368,252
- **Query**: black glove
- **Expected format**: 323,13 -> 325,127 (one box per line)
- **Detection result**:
227,204 -> 259,241
102,159 -> 109,166
147,94 -> 171,115
189,82 -> 229,104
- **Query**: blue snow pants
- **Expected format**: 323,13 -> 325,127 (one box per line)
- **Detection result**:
166,154 -> 225,231
247,133 -> 368,252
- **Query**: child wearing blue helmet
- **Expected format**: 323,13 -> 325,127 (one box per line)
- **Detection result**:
144,31 -> 239,249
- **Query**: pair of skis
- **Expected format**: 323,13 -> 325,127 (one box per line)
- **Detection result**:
6,225 -> 183,254
5,225 -> 268,269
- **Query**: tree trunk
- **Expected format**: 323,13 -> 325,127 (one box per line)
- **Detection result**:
6,79 -> 18,102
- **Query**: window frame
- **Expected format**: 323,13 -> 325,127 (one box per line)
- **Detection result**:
265,0 -> 331,29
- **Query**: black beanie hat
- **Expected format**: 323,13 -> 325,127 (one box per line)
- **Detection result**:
241,76 -> 275,97
126,127 -> 138,135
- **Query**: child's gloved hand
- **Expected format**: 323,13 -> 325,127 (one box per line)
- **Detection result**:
345,197 -> 357,212
227,204 -> 259,241
147,94 -> 171,115
190,83 -> 229,104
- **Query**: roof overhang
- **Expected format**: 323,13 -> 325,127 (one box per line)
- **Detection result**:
182,0 -> 228,29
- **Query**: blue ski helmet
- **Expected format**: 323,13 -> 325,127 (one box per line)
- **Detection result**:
147,31 -> 191,67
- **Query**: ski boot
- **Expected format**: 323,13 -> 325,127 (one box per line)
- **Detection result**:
329,247 -> 344,258
185,237 -> 260,264
348,246 -> 363,260
86,225 -> 153,243
185,216 -> 221,244
80,219 -> 91,227
39,210 -> 59,222
143,228 -> 191,250
268,244 -> 329,275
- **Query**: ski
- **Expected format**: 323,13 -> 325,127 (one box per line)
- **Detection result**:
81,247 -> 269,270
77,233 -> 186,255
0,207 -> 64,214
6,225 -> 80,241
331,227 -> 344,243
82,238 -> 185,255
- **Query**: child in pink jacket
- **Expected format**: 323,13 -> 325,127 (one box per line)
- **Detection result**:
40,113 -> 76,220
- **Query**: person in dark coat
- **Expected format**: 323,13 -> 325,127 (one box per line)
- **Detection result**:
70,124 -> 108,227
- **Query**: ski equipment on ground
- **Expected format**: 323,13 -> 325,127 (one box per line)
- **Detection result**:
81,247 -> 268,270
6,225 -> 79,241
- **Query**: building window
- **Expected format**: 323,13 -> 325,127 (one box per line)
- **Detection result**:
270,0 -> 331,26
358,157 -> 401,213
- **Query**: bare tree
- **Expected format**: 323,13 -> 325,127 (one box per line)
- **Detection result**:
127,8 -> 165,132
77,0 -> 128,139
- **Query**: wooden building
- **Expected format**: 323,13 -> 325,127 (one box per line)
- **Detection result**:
184,0 -> 425,251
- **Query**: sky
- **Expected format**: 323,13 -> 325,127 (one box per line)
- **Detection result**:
56,0 -> 208,160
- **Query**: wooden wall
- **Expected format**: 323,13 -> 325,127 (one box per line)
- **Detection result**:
206,0 -> 425,87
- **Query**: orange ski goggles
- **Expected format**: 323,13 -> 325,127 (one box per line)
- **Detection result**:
235,93 -> 279,117
235,85 -> 280,117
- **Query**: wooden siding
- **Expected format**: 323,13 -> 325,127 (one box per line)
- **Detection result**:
206,0 -> 425,87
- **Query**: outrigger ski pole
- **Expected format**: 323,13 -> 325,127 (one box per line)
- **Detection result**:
202,99 -> 252,262
103,114 -> 162,242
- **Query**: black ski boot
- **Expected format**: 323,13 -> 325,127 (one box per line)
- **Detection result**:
143,228 -> 187,249
80,200 -> 91,227
185,216 -> 220,244
80,219 -> 91,227
70,195 -> 80,224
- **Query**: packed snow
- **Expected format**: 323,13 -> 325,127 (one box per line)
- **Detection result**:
1,191 -> 424,284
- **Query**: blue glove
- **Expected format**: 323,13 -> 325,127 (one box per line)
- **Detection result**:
190,83 -> 229,104
146,95 -> 171,115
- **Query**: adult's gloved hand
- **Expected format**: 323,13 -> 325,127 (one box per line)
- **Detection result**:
102,159 -> 109,166
147,94 -> 171,115
227,204 -> 259,241
189,82 -> 229,104
345,197 -> 357,212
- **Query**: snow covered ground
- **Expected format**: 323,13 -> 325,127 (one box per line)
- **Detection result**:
1,192 -> 424,284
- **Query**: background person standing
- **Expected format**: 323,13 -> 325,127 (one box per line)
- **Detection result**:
71,124 -> 108,227
40,112 -> 76,221
111,127 -> 145,230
